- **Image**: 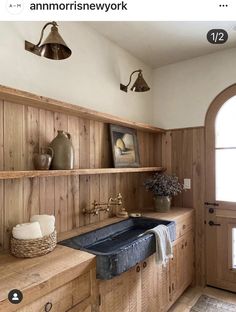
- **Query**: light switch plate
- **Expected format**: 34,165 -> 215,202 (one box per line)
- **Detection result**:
184,178 -> 191,189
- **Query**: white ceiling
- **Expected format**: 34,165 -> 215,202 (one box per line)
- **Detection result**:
88,21 -> 236,68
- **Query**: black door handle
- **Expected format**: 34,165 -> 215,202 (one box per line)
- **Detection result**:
209,221 -> 221,226
205,202 -> 219,206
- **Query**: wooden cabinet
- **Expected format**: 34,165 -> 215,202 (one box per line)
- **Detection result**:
18,268 -> 97,312
98,230 -> 194,312
176,231 -> 194,294
98,265 -> 140,312
141,255 -> 169,312
168,245 -> 178,303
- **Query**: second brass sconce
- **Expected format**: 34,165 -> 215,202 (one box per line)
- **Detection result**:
120,69 -> 150,92
25,21 -> 72,60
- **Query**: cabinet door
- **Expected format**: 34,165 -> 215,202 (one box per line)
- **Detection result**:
141,255 -> 169,312
99,265 -> 140,312
169,245 -> 178,303
141,255 -> 156,312
183,231 -> 194,287
176,231 -> 194,294
176,237 -> 185,293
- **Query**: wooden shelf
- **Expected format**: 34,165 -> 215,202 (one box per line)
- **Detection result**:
0,85 -> 164,134
0,167 -> 164,180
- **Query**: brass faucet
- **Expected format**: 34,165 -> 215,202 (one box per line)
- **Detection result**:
108,193 -> 123,208
82,193 -> 123,216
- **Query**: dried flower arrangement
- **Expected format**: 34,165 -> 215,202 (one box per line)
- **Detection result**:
144,172 -> 183,197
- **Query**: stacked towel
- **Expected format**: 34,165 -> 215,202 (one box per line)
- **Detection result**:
12,222 -> 43,240
30,215 -> 55,236
145,224 -> 173,266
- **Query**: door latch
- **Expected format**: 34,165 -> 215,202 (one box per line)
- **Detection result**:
205,202 -> 219,206
209,220 -> 221,226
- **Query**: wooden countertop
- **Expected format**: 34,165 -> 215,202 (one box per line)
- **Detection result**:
58,207 -> 194,242
141,207 -> 194,221
0,245 -> 95,311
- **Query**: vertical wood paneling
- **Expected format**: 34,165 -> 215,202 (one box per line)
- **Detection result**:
79,118 -> 90,169
68,175 -> 80,230
68,115 -> 80,168
4,102 -> 25,170
25,106 -> 39,170
89,120 -> 96,168
0,100 -> 163,251
4,179 -> 23,249
79,176 -> 90,227
101,123 -> 112,168
67,116 -> 80,230
89,175 -> 100,224
164,127 -> 205,287
54,113 -> 68,233
182,129 -> 193,208
193,128 -> 205,286
54,176 -> 68,233
162,132 -> 172,173
39,110 -> 55,215
171,130 -> 183,207
3,102 -> 25,249
153,134 -> 162,167
99,174 -> 109,220
23,177 -> 40,221
138,131 -> 145,166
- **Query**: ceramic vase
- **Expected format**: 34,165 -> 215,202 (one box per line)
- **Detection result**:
154,196 -> 171,212
49,130 -> 74,170
33,147 -> 54,170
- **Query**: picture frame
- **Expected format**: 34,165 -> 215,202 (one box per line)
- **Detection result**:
109,124 -> 140,168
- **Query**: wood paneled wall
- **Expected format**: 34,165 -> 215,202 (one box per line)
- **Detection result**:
162,128 -> 205,286
0,100 -> 162,250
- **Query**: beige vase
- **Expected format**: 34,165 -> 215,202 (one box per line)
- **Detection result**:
49,130 -> 74,170
154,196 -> 171,212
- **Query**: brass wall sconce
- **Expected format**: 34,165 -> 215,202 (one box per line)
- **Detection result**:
25,21 -> 72,60
120,69 -> 150,92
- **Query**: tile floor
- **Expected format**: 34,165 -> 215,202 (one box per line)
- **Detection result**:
169,286 -> 236,311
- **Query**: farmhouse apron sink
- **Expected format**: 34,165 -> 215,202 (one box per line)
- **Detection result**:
59,217 -> 176,280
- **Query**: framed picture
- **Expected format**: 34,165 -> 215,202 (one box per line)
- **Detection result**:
109,124 -> 140,168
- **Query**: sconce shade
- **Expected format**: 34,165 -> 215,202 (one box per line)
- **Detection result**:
130,72 -> 150,92
120,69 -> 150,93
40,25 -> 71,60
25,22 -> 72,60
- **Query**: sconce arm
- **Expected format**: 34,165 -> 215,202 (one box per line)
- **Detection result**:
120,69 -> 142,92
124,69 -> 142,88
35,21 -> 58,47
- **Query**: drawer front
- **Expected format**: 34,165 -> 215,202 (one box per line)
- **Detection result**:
18,272 -> 91,312
176,213 -> 193,239
66,297 -> 92,312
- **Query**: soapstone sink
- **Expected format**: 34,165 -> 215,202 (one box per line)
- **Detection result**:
59,217 -> 176,280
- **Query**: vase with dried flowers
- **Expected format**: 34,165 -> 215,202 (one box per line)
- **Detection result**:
144,172 -> 183,212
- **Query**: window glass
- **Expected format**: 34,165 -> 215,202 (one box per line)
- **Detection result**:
215,96 -> 236,148
215,96 -> 236,201
216,150 -> 236,202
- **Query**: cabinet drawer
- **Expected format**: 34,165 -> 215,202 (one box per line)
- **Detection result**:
176,213 -> 193,239
19,272 -> 91,312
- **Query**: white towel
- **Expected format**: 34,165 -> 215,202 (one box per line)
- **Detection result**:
145,224 -> 173,266
30,215 -> 55,236
12,222 -> 43,240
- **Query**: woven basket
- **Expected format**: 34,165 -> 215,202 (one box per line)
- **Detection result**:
10,230 -> 57,258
